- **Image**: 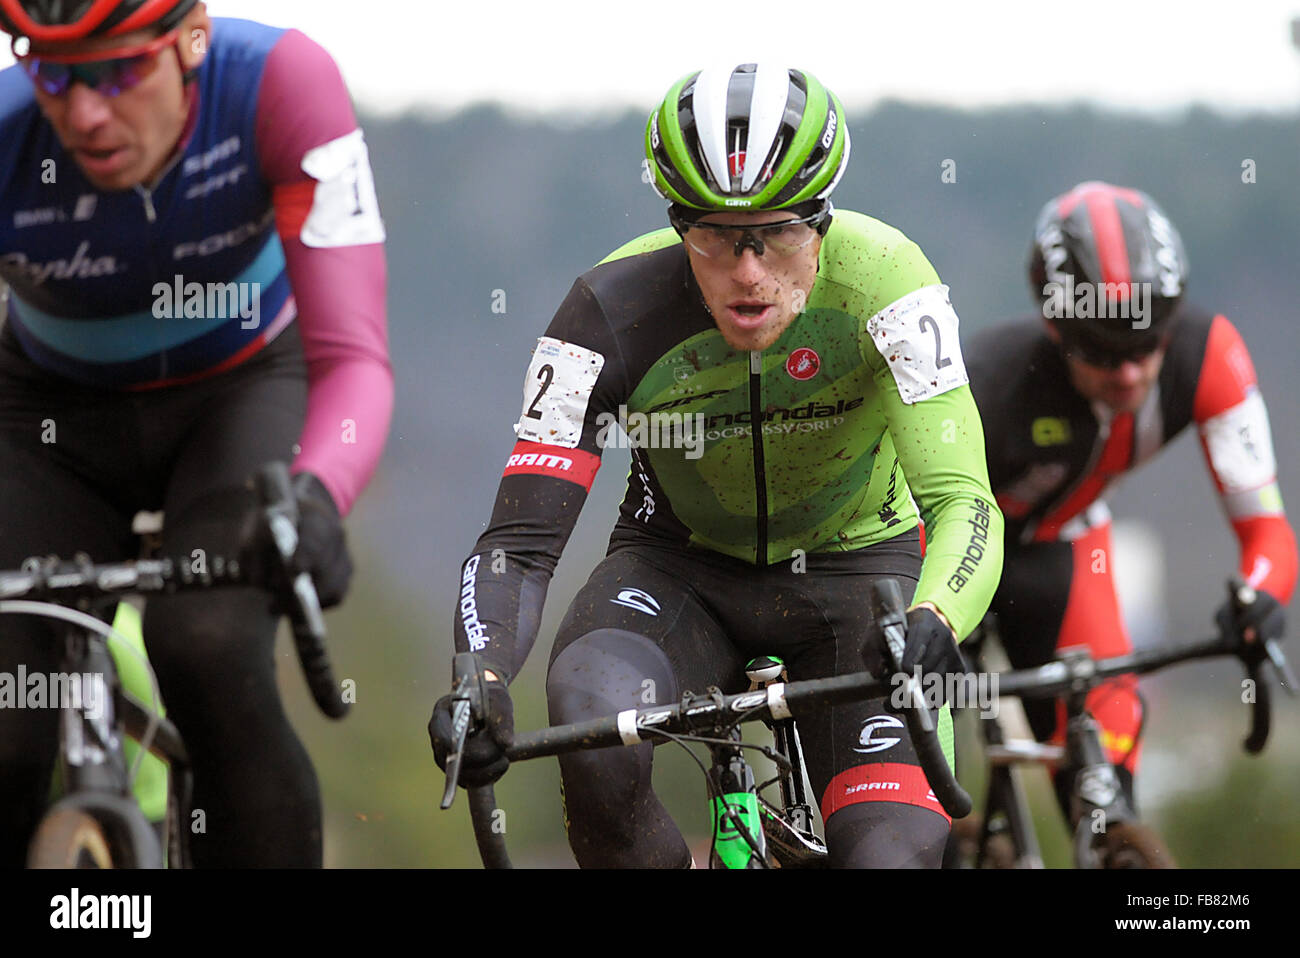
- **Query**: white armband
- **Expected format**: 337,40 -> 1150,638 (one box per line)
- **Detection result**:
1202,390 -> 1277,494
513,337 -> 605,448
866,284 -> 969,404
299,130 -> 386,248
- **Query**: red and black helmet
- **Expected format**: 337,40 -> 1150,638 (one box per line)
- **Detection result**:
0,0 -> 197,43
1028,181 -> 1188,355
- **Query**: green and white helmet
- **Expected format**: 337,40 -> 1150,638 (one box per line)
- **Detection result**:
645,63 -> 851,212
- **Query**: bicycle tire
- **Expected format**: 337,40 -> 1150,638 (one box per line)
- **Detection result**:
946,814 -> 1018,869
1103,822 -> 1176,869
28,808 -> 115,869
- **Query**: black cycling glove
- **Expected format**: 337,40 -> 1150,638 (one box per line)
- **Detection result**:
1215,582 -> 1285,664
429,677 -> 514,788
240,469 -> 352,609
288,472 -> 352,608
899,607 -> 966,707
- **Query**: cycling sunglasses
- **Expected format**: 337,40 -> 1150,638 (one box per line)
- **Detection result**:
1063,332 -> 1169,370
14,29 -> 178,98
668,207 -> 831,258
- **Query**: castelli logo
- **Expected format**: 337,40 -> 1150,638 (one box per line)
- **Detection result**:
786,347 -> 820,381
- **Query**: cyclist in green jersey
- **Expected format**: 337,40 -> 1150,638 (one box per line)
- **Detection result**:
431,63 -> 1004,867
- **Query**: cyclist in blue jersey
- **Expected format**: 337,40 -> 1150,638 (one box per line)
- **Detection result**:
0,0 -> 392,866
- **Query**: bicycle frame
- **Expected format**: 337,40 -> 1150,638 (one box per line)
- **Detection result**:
6,597 -> 189,868
708,658 -> 825,868
4,461 -> 347,868
965,699 -> 1051,868
951,602 -> 1291,869
444,579 -> 975,869
961,664 -> 1138,869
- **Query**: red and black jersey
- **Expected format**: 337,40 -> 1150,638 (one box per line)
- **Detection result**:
968,304 -> 1296,603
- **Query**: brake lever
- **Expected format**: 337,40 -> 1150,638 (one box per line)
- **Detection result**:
257,465 -> 326,638
255,463 -> 345,717
1230,580 -> 1296,693
870,579 -> 971,818
874,579 -> 933,733
440,652 -> 487,809
1263,639 -> 1297,695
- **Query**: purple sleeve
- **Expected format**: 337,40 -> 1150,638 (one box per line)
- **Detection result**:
255,28 -> 393,516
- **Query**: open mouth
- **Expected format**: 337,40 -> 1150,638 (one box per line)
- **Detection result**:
727,301 -> 772,328
74,146 -> 128,175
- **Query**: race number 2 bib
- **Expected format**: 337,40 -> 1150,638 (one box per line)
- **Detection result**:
514,337 -> 605,448
866,284 -> 969,404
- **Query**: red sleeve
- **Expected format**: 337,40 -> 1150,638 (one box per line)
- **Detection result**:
254,29 -> 393,516
1192,315 -> 1296,602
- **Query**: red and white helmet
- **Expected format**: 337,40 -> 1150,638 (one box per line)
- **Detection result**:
1028,180 -> 1188,355
0,0 -> 197,43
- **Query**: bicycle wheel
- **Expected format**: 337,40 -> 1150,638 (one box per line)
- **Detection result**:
945,813 -> 1018,868
28,808 -> 115,869
1103,822 -> 1176,869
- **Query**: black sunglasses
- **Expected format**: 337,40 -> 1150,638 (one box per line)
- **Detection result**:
1063,333 -> 1169,369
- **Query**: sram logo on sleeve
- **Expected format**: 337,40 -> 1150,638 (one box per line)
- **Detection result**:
866,284 -> 969,405
299,129 -> 386,248
514,336 -> 605,448
502,440 -> 601,489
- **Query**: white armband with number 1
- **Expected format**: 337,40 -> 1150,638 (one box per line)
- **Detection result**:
299,129 -> 386,248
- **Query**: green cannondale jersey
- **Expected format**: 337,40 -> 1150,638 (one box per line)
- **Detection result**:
455,210 -> 1003,680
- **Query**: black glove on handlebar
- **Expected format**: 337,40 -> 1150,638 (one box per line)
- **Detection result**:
430,679 -> 514,788
240,470 -> 353,609
288,472 -> 352,608
899,607 -> 966,707
1215,585 -> 1285,664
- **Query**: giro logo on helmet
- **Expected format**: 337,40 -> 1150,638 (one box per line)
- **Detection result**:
821,110 -> 837,151
1146,208 -> 1184,298
1036,221 -> 1070,287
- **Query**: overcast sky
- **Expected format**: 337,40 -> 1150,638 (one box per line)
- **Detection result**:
3,0 -> 1300,117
